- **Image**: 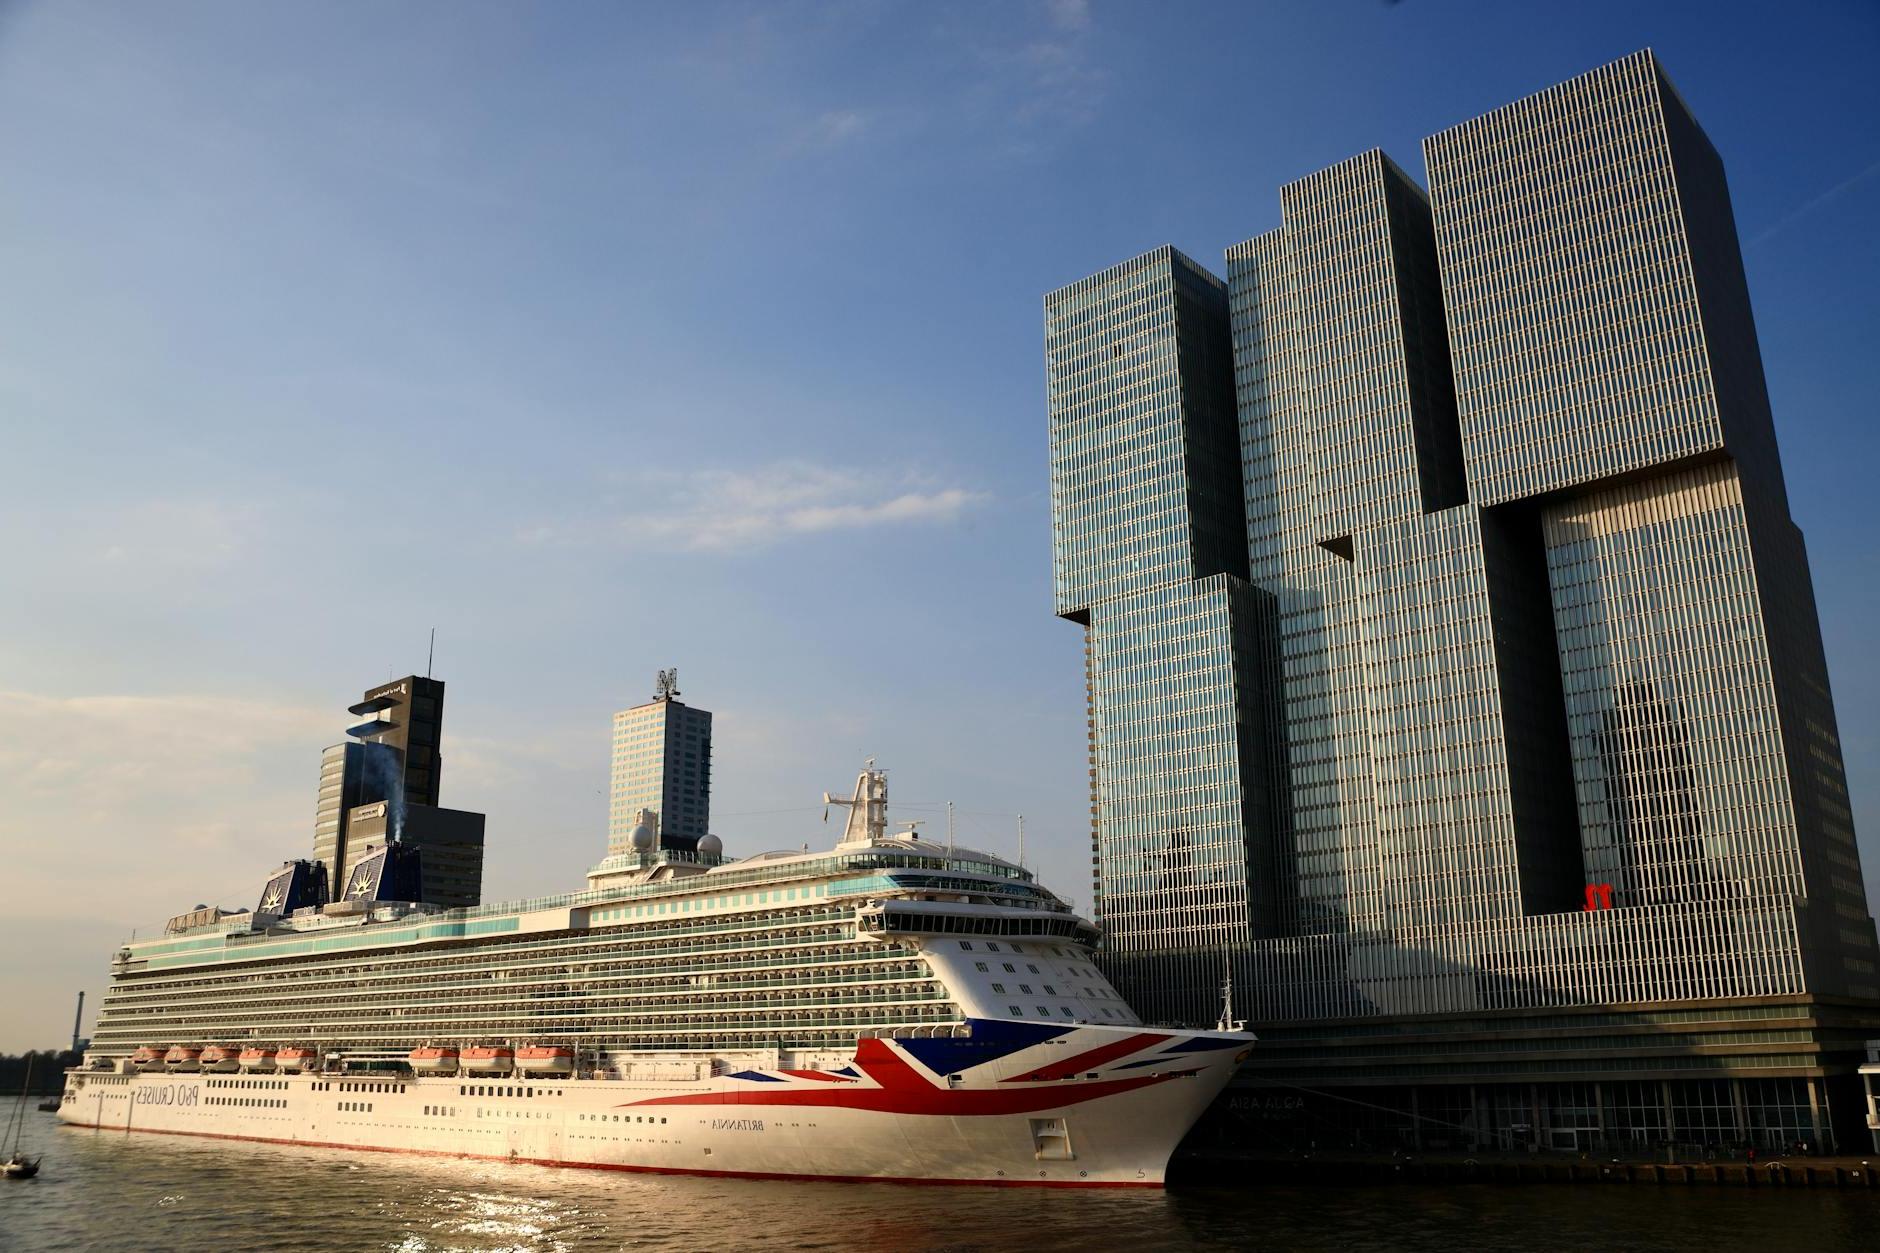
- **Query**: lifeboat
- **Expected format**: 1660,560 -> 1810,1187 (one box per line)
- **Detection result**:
198,1046 -> 240,1073
276,1047 -> 319,1073
131,1047 -> 164,1072
515,1046 -> 575,1075
163,1046 -> 202,1072
461,1046 -> 514,1075
407,1046 -> 460,1075
515,1046 -> 571,1076
238,1047 -> 277,1072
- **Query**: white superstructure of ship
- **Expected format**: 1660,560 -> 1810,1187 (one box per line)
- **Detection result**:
60,765 -> 1252,1187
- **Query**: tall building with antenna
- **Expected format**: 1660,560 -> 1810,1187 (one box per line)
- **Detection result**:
609,669 -> 713,853
312,674 -> 485,908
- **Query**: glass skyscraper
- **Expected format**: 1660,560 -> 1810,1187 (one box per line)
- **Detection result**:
1047,50 -> 1880,1152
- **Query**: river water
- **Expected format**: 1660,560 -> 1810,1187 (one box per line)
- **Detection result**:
5,1115 -> 1880,1251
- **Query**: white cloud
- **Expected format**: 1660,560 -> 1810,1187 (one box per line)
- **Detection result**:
0,689 -> 335,929
1044,0 -> 1091,32
528,461 -> 986,553
85,498 -> 256,571
955,1 -> 1107,143
797,108 -> 870,152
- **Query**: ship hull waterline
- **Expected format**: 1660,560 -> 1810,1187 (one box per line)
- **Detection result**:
60,1025 -> 1247,1188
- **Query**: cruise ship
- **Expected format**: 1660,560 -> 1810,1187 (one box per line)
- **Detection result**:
59,766 -> 1252,1186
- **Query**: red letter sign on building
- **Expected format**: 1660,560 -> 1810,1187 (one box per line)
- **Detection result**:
1583,883 -> 1615,911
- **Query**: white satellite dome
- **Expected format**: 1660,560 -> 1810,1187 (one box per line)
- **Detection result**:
629,808 -> 659,852
697,833 -> 723,857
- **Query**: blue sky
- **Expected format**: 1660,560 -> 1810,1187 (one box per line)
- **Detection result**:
1,0 -> 1876,1051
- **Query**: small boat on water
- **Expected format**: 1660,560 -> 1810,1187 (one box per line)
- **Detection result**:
35,1098 -> 60,1113
5,1056 -> 42,1179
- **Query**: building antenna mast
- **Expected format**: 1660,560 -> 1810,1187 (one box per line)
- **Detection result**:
1017,813 -> 1025,870
427,628 -> 436,679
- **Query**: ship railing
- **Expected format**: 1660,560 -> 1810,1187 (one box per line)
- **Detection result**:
444,852 -> 1032,923
101,1012 -> 973,1053
109,913 -> 869,991
100,961 -> 938,1010
101,992 -> 959,1034
94,948 -> 929,1013
91,1001 -> 966,1042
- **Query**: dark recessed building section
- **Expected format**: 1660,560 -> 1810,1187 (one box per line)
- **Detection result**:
1050,49 -> 1880,1153
346,800 -> 485,910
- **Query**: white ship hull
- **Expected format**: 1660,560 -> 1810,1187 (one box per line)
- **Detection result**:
61,1020 -> 1246,1187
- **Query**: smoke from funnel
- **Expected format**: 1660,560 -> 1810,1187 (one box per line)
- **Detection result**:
362,741 -> 407,841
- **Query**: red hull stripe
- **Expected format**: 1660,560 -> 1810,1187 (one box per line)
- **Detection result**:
621,1040 -> 1198,1115
58,1122 -> 1158,1189
775,1069 -> 856,1082
1000,1032 -> 1170,1083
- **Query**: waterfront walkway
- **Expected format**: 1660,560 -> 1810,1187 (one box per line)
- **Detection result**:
1175,1149 -> 1880,1189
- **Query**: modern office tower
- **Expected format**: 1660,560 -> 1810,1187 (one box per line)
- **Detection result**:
311,674 -> 484,906
346,675 -> 446,808
609,670 -> 713,854
1045,249 -> 1267,1025
1047,50 -> 1880,1152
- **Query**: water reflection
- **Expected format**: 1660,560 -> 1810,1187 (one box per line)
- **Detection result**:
6,1118 -> 1880,1252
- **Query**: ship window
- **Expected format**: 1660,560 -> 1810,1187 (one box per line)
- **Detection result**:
1020,984 -> 1032,994
1044,985 -> 1056,995
987,943 -> 1001,952
1061,1007 -> 1075,1018
1003,963 -> 1015,973
991,983 -> 1005,993
1027,965 -> 1040,974
1037,1006 -> 1051,1016
959,941 -> 973,950
1009,1006 -> 1023,1016
974,962 -> 988,973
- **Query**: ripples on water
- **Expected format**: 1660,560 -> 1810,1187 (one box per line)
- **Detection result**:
6,1116 -> 1880,1252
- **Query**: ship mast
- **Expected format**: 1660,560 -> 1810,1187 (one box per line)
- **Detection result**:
824,759 -> 888,844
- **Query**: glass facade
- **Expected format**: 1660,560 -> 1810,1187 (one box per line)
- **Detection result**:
1046,49 -> 1880,1149
1046,247 -> 1263,1022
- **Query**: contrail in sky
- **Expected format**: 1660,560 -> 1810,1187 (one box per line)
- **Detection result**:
1749,157 -> 1880,246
